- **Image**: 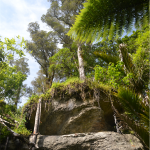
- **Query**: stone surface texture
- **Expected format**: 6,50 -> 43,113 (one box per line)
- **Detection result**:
23,87 -> 144,150
33,132 -> 144,150
27,95 -> 115,135
1,132 -> 144,150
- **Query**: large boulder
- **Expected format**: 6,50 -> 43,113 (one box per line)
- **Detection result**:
26,88 -> 116,135
32,132 -> 144,150
1,132 -> 144,150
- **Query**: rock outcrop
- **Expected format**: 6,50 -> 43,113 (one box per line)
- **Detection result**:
32,132 -> 144,150
26,87 -> 116,135
1,132 -> 144,150
23,81 -> 145,149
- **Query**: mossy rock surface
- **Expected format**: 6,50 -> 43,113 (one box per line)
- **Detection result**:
24,79 -> 117,135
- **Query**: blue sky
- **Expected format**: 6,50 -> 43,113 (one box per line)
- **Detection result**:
0,0 -> 51,106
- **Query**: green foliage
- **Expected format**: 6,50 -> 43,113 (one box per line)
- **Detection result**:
0,54 -> 31,141
92,40 -> 120,67
31,70 -> 48,95
0,36 -> 27,105
49,77 -> 112,97
118,89 -> 142,119
121,28 -> 149,93
0,125 -> 10,143
23,2 -> 149,147
23,95 -> 39,107
51,77 -> 82,90
93,27 -> 149,147
12,112 -> 31,136
68,0 -> 148,43
24,77 -> 112,108
94,52 -> 119,65
23,78 -> 84,112
81,44 -> 101,77
94,61 -> 128,88
49,44 -> 100,80
49,48 -> 79,80
121,31 -> 140,54
42,0 -> 85,48
0,103 -> 31,143
22,94 -> 40,116
132,28 -> 149,89
0,37 -> 25,57
117,88 -> 149,147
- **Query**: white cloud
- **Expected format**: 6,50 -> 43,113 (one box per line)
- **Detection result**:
0,0 -> 50,39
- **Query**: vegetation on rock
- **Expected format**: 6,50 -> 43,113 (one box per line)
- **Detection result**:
1,0 -> 149,149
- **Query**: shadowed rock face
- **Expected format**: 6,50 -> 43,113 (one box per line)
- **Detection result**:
33,132 -> 144,150
27,95 -> 116,135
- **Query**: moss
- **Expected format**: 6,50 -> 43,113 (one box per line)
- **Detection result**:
22,78 -> 114,117
49,77 -> 83,92
88,80 -> 112,92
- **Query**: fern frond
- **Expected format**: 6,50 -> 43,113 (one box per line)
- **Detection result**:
94,51 -> 119,65
67,0 -> 149,43
117,88 -> 145,115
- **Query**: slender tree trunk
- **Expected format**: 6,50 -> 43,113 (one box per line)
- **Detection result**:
30,98 -> 42,150
49,69 -> 55,89
4,137 -> 9,150
77,44 -> 85,80
15,86 -> 21,107
45,69 -> 55,91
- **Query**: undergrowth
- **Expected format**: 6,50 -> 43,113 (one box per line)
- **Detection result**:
0,104 -> 31,143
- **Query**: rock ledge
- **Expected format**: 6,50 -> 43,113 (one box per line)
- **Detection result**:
33,132 -> 143,150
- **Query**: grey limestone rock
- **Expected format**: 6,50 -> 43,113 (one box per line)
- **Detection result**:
1,132 -> 144,150
27,96 -> 115,135
34,132 -> 144,150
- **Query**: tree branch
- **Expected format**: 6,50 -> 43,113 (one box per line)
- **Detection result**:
0,117 -> 35,149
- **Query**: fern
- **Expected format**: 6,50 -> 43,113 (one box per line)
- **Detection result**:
116,88 -> 149,147
67,0 -> 149,43
94,51 -> 119,65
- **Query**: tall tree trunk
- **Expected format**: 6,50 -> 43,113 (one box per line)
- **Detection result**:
77,44 -> 85,80
15,86 -> 21,107
49,69 -> 55,89
30,98 -> 42,150
45,69 -> 55,91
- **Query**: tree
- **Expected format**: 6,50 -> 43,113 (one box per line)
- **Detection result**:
49,47 -> 79,81
10,57 -> 30,107
67,0 -> 149,43
94,29 -> 149,147
0,36 -> 27,106
93,39 -> 120,66
0,100 -> 32,148
41,0 -> 86,80
26,22 -> 58,90
31,69 -> 47,94
30,98 -> 42,150
0,37 -> 32,148
94,27 -> 149,93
